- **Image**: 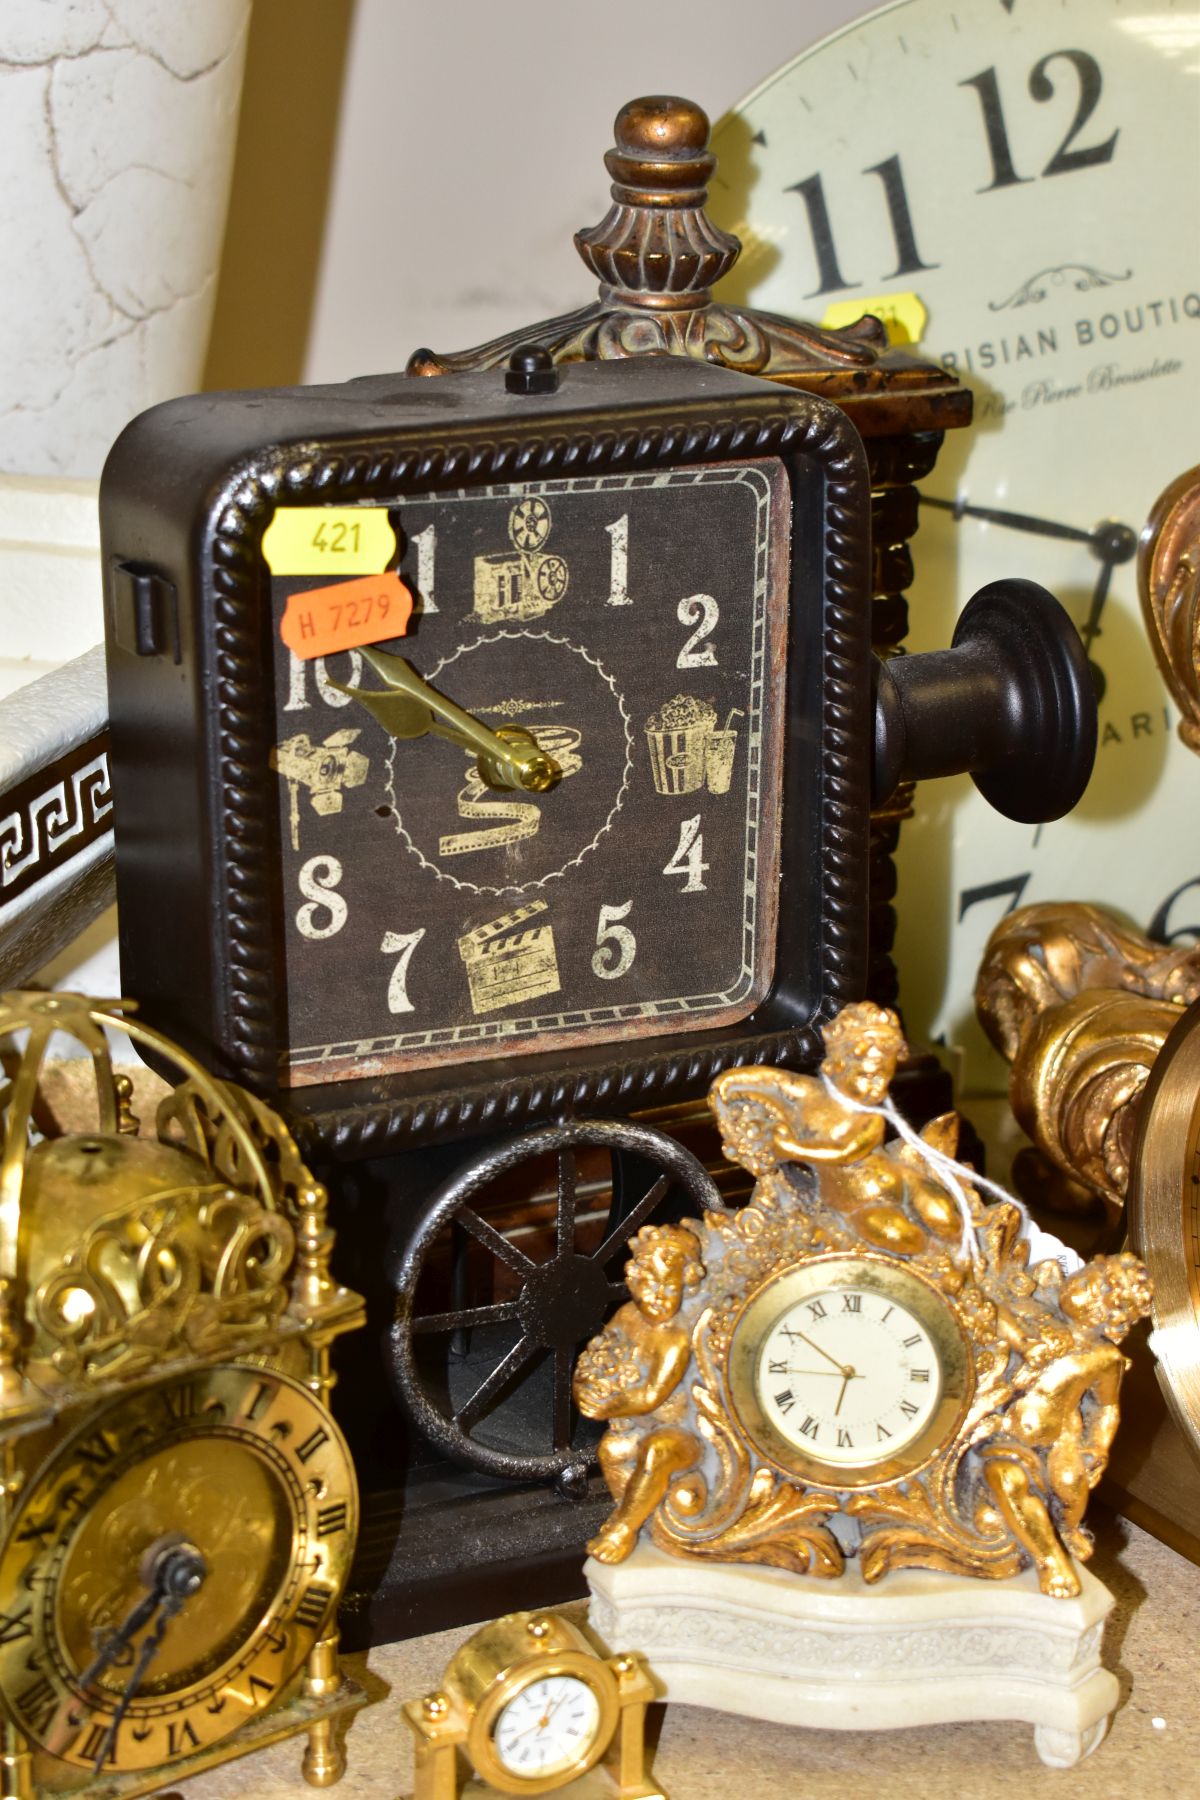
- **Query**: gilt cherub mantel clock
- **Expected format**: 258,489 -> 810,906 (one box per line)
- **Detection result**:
579,1003 -> 1151,1767
0,992 -> 366,1799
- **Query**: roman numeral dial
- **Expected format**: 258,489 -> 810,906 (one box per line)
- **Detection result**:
0,1363 -> 357,1776
752,1282 -> 944,1468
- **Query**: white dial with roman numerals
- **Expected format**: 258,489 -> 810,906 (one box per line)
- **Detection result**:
711,0 -> 1200,1086
757,1285 -> 942,1465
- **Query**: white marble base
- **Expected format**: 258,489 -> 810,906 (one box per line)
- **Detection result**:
587,1544 -> 1118,1769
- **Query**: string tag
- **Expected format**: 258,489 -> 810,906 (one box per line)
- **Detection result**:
821,1076 -> 1083,1276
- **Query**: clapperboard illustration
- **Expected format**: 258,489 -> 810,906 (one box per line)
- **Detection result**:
457,901 -> 561,1015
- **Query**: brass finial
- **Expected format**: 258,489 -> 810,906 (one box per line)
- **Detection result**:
114,1073 -> 140,1135
573,96 -> 740,309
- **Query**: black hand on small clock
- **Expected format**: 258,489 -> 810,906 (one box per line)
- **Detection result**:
77,1538 -> 207,1771
330,646 -> 562,794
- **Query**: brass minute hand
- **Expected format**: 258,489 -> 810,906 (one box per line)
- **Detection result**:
329,647 -> 561,794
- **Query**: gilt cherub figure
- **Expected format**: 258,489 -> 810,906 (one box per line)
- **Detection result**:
979,1249 -> 1153,1597
573,1222 -> 705,1564
575,1001 -> 1152,1598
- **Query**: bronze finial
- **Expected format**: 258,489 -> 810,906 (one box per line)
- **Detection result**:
407,96 -> 967,434
573,95 -> 740,308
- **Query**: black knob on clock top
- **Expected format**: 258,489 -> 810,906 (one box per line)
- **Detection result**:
871,578 -> 1098,824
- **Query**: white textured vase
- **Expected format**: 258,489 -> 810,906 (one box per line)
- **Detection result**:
0,0 -> 251,705
0,1 -> 251,998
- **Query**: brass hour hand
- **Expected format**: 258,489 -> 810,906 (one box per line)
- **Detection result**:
329,647 -> 561,794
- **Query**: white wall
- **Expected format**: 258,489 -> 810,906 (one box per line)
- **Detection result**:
303,0 -> 872,383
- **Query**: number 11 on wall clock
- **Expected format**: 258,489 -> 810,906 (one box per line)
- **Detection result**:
710,0 -> 1200,1085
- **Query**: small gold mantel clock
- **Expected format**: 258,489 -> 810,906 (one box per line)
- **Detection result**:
0,993 -> 366,1798
402,1612 -> 660,1800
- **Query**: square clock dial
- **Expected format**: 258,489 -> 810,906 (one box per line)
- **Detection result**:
272,464 -> 787,1084
101,357 -> 871,1155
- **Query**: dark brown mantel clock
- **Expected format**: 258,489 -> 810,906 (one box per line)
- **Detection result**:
101,98 -> 1093,1643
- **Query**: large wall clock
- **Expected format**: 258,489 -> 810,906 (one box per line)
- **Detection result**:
709,0 -> 1200,1084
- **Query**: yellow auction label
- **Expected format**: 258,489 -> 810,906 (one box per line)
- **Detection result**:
821,292 -> 927,349
262,506 -> 396,576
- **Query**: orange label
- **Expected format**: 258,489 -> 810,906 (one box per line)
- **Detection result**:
279,572 -> 412,660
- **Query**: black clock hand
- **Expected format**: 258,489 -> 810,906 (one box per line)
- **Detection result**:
79,1538 -> 207,1771
74,1588 -> 162,1697
1076,522 -> 1139,694
920,495 -> 1138,566
920,492 -> 1098,546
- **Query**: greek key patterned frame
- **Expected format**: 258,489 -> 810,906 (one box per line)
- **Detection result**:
200,393 -> 872,1158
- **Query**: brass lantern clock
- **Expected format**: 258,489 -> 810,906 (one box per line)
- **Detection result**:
0,993 -> 365,1797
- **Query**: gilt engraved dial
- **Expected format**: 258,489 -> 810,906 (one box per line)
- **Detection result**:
493,1673 -> 602,1780
268,462 -> 789,1084
757,1284 -> 942,1464
0,1364 -> 355,1776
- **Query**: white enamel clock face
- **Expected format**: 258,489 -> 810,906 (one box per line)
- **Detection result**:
493,1673 -> 601,1779
757,1284 -> 942,1464
712,0 -> 1200,1084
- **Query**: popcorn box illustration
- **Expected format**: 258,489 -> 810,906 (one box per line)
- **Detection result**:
644,695 -> 718,796
458,901 -> 561,1014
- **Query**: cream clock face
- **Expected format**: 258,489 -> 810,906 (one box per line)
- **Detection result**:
727,1256 -> 967,1486
493,1674 -> 601,1779
756,1283 -> 942,1464
712,0 -> 1200,1083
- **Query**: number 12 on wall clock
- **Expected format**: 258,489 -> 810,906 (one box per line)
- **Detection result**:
102,356 -> 874,1157
710,0 -> 1200,1085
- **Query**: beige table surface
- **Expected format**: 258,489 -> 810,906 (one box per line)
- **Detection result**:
168,1510 -> 1196,1800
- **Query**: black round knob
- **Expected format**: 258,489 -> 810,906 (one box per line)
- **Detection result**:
506,345 -> 559,395
872,579 -> 1097,823
152,1540 -> 208,1600
555,1461 -> 592,1501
